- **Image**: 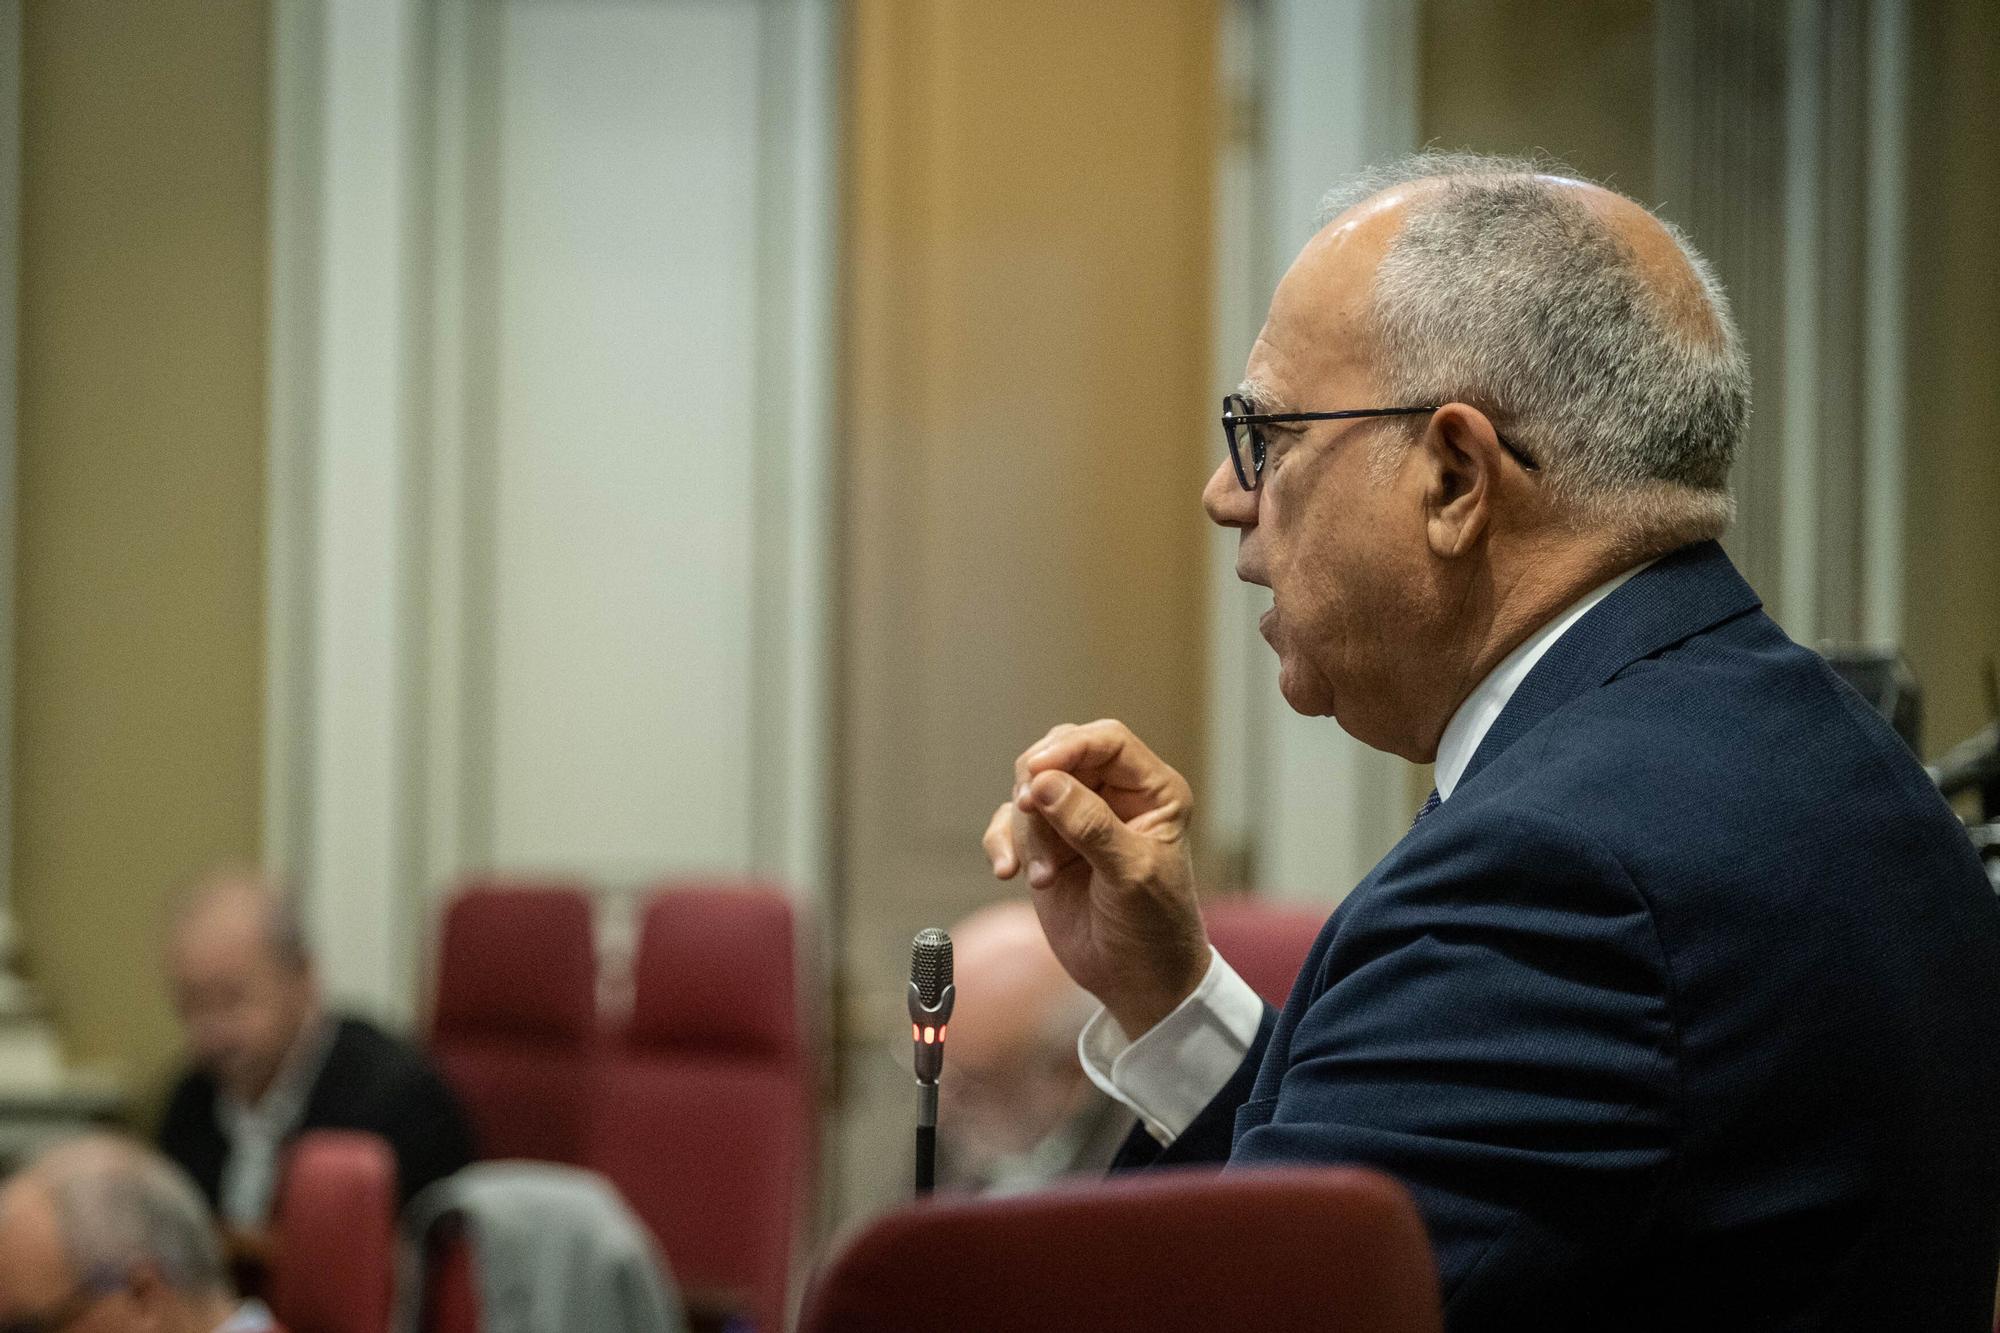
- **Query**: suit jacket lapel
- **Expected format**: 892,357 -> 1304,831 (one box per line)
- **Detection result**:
1457,541 -> 1764,791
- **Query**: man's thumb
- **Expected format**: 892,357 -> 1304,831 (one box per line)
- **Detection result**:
1028,771 -> 1134,875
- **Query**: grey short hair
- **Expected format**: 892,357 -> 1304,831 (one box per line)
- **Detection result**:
38,1137 -> 230,1297
1320,151 -> 1749,549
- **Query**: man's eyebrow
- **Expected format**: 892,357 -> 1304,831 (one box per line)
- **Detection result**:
1236,378 -> 1294,414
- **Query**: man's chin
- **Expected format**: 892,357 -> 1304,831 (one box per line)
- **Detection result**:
1275,659 -> 1338,718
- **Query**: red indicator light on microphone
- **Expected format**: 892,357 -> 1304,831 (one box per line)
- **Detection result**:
923,1026 -> 936,1044
939,1025 -> 947,1041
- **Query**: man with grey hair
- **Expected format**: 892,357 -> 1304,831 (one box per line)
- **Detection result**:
156,868 -> 472,1251
0,1134 -> 277,1332
984,154 -> 2000,1328
934,899 -> 1131,1194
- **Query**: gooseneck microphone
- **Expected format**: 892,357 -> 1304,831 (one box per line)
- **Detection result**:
908,927 -> 955,1195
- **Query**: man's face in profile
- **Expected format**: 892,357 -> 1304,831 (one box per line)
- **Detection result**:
1206,192 -> 1439,751
166,905 -> 312,1105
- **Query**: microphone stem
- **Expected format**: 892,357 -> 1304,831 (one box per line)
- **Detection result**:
917,1079 -> 939,1129
915,1080 -> 938,1195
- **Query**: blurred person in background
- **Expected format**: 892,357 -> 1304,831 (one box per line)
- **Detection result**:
934,900 -> 1131,1194
0,1133 -> 278,1333
156,869 -> 472,1258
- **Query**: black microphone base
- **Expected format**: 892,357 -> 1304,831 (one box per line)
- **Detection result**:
915,1124 -> 936,1195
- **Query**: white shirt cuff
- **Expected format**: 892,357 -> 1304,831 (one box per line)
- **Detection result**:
1076,947 -> 1266,1145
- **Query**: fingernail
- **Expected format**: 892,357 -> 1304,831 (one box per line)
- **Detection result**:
1033,782 -> 1059,809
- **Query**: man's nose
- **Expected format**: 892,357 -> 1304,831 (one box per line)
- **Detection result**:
1202,454 -> 1258,529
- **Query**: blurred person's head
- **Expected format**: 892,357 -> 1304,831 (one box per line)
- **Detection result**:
936,899 -> 1101,1191
1205,151 -> 1748,760
165,868 -> 319,1106
0,1135 -> 238,1333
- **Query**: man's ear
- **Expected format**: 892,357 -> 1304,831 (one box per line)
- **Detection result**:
1419,403 -> 1504,558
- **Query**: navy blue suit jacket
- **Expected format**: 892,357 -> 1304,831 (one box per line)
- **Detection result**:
1119,542 -> 2000,1330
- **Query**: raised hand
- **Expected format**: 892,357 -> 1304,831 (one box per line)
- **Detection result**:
982,719 -> 1210,1038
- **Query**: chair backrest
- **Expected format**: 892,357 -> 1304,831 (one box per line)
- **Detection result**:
589,883 -> 812,1333
429,882 -> 597,1164
799,1167 -> 1442,1333
418,1225 -> 479,1333
406,1163 -> 681,1333
1202,897 -> 1327,1006
268,1131 -> 398,1333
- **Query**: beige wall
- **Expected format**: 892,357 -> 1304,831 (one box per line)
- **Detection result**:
1904,0 -> 2000,761
840,0 -> 1216,1004
14,2 -> 268,1087
1421,0 -> 2000,765
836,0 -> 1217,1222
1406,0 -> 1657,807
1421,0 -> 1657,199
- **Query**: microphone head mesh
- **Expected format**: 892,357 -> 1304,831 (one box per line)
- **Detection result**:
910,927 -> 953,1007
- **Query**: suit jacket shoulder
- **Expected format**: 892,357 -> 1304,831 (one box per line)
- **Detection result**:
1215,543 -> 2000,1330
307,1016 -> 441,1117
156,1063 -> 229,1208
304,1014 -> 478,1203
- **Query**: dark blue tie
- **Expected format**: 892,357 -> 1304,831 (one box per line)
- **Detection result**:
1412,788 -> 1442,828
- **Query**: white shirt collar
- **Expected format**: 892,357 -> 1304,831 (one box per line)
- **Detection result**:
216,1300 -> 279,1333
219,1010 -> 334,1127
216,1011 -> 336,1225
1433,561 -> 1655,801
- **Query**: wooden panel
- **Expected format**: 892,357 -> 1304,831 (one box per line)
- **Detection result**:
1421,0 -> 1657,199
841,0 -> 1217,1016
14,0 -> 268,1080
1903,0 -> 2000,761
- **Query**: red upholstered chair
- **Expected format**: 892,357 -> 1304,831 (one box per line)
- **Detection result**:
418,1226 -> 480,1333
267,1131 -> 398,1333
429,882 -> 598,1164
1203,896 -> 1327,1006
589,883 -> 814,1333
799,1167 -> 1442,1333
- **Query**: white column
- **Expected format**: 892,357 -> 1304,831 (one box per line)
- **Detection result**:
1207,0 -> 1422,904
1201,0 -> 1273,884
267,0 -> 428,1018
1861,0 -> 1908,647
267,0 -> 839,1018
1778,0 -> 1824,644
754,0 -> 839,902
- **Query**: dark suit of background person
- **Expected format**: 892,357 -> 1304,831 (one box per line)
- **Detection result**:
984,155 -> 2000,1333
158,870 -> 475,1226
159,1013 -> 475,1213
1118,540 -> 2000,1330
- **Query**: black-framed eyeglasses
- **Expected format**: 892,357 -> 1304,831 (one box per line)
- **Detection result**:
1220,393 -> 1541,491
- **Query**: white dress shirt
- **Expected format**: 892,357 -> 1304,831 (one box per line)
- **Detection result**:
1079,564 -> 1650,1144
216,1013 -> 337,1225
216,1300 -> 280,1333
